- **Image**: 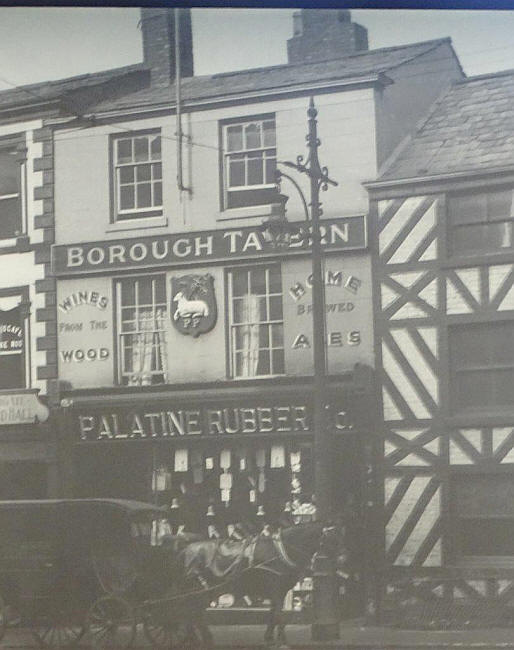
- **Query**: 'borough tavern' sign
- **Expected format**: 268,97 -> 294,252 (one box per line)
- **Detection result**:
76,402 -> 354,442
52,216 -> 366,276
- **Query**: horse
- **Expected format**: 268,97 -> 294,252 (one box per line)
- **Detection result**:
179,521 -> 345,647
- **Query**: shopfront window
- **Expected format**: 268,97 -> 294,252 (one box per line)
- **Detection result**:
448,188 -> 514,256
112,132 -> 162,221
451,474 -> 514,566
222,116 -> 277,209
449,321 -> 514,412
227,265 -> 284,378
116,275 -> 168,386
0,295 -> 26,390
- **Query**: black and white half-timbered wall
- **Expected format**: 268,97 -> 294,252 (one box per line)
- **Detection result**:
366,68 -> 514,626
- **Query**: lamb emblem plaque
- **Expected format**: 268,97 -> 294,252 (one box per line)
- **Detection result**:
171,274 -> 217,337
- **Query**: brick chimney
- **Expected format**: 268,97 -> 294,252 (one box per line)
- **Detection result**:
287,9 -> 368,65
140,8 -> 193,86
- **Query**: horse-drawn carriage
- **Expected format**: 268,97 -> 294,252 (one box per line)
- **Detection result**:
0,498 -> 345,649
0,498 -> 202,649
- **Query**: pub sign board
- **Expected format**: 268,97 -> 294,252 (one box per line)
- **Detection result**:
0,305 -> 23,354
51,216 -> 366,276
76,401 -> 355,442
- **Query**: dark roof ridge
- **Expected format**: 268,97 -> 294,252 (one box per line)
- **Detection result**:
32,62 -> 145,89
456,67 -> 514,84
211,36 -> 452,79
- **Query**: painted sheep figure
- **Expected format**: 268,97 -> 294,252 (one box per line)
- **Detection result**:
173,291 -> 209,322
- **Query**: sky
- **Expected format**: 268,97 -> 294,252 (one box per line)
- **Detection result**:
1,7 -> 514,93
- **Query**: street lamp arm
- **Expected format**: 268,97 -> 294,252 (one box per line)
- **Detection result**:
279,159 -> 338,188
275,168 -> 310,222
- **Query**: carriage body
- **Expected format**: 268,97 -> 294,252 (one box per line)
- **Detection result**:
0,498 -> 174,648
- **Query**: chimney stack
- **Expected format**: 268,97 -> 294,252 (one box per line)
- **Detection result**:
140,8 -> 194,86
287,9 -> 368,65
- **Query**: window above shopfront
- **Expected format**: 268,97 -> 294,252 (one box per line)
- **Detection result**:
221,116 -> 278,210
451,474 -> 514,567
448,188 -> 514,257
449,320 -> 514,413
0,136 -> 25,240
111,132 -> 162,222
227,265 -> 285,379
115,275 -> 168,386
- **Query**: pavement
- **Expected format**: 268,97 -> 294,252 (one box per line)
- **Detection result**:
2,621 -> 514,649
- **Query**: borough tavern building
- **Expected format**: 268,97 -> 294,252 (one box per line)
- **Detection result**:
1,8 -> 465,622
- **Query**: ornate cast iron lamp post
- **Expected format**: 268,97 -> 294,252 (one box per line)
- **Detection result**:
262,98 -> 340,640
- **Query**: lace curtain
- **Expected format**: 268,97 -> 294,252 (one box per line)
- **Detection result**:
238,294 -> 261,377
128,307 -> 167,386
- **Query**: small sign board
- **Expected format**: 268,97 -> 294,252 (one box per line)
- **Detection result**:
0,390 -> 49,426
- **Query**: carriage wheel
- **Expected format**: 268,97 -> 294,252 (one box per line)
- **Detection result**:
32,621 -> 85,649
86,595 -> 136,650
143,616 -> 184,649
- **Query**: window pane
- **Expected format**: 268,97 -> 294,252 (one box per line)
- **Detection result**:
153,163 -> 162,180
457,518 -> 514,556
271,323 -> 283,347
120,280 -> 136,305
257,350 -> 270,375
119,186 -> 135,210
119,166 -> 134,184
154,182 -> 162,207
150,136 -> 161,160
452,223 -> 511,254
0,150 -> 20,195
138,279 -> 153,305
269,295 -> 282,321
493,368 -> 514,405
134,137 -> 149,162
231,272 -> 248,297
117,139 -> 132,164
226,126 -> 243,152
232,299 -> 244,324
250,268 -> 266,295
229,157 -> 245,187
0,354 -> 23,389
269,267 -> 281,293
137,183 -> 152,208
272,349 -> 285,375
258,325 -> 269,347
258,297 -> 268,321
265,155 -> 276,184
487,189 -> 514,221
451,326 -> 488,368
449,193 -> 487,225
0,197 -> 21,238
247,153 -> 264,186
454,370 -> 490,409
136,165 -> 151,182
263,120 -> 276,147
245,123 -> 261,149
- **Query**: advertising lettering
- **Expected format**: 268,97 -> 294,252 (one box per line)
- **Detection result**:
77,404 -> 353,441
52,217 -> 367,276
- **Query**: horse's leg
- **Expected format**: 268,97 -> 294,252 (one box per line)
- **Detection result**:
196,609 -> 213,650
264,601 -> 277,645
276,588 -> 289,648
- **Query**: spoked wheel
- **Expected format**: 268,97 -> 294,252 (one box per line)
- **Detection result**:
32,620 -> 85,649
86,595 -> 136,650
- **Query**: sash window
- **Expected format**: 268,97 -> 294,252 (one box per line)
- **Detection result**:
117,276 -> 168,385
0,138 -> 24,239
228,265 -> 284,378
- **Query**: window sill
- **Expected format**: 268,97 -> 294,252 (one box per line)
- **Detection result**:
106,216 -> 168,232
218,204 -> 274,222
442,250 -> 514,269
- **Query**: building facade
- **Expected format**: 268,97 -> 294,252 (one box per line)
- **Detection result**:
367,69 -> 514,625
0,7 -> 467,621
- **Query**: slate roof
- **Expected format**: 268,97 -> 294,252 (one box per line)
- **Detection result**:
0,38 -> 452,115
379,68 -> 514,181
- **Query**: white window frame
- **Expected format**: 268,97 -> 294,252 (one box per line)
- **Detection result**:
223,118 -> 276,206
116,275 -> 168,386
112,132 -> 163,221
227,265 -> 285,379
